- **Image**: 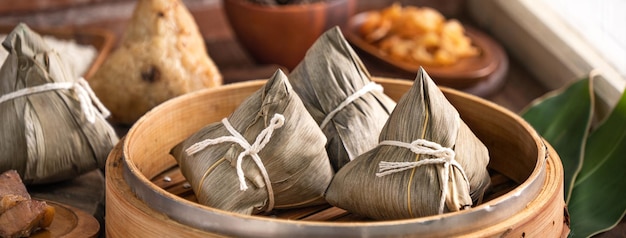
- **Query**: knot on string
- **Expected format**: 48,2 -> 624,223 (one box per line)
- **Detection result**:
0,77 -> 110,123
72,78 -> 111,123
376,139 -> 455,176
185,113 -> 285,191
376,139 -> 469,214
320,82 -> 384,129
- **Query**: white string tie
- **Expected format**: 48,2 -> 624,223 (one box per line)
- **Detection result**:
0,77 -> 110,123
320,82 -> 383,129
376,139 -> 470,214
185,114 -> 285,192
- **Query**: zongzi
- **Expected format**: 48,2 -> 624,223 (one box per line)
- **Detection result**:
171,70 -> 333,215
325,67 -> 490,220
288,26 -> 396,171
89,0 -> 222,125
0,23 -> 118,185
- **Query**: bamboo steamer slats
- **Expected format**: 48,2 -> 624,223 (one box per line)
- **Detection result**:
106,78 -> 568,237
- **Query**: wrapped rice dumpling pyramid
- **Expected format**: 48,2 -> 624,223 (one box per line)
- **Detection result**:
289,27 -> 396,171
0,24 -> 119,185
89,0 -> 222,125
325,68 -> 490,220
171,70 -> 334,215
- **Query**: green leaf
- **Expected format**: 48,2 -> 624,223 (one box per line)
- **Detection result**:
567,84 -> 626,237
521,78 -> 594,201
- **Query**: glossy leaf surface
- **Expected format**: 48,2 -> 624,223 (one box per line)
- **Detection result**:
522,78 -> 593,201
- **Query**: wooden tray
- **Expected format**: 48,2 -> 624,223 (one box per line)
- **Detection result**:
344,12 -> 508,90
30,200 -> 100,238
0,24 -> 115,79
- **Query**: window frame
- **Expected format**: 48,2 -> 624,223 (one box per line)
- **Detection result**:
467,0 -> 625,115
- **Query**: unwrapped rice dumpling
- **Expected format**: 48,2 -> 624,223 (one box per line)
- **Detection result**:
89,0 -> 222,125
325,67 -> 490,220
171,70 -> 333,215
289,27 -> 396,171
0,24 -> 119,184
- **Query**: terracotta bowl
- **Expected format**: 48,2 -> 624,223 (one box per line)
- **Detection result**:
222,0 -> 357,70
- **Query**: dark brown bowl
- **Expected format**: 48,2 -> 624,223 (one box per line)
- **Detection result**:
223,0 -> 356,70
344,12 -> 507,90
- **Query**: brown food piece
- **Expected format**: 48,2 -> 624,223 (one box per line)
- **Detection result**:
89,0 -> 223,125
0,170 -> 30,214
0,200 -> 55,238
0,170 -> 30,199
0,195 -> 28,214
0,170 -> 55,237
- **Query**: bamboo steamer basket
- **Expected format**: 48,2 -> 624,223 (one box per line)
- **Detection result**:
106,78 -> 569,237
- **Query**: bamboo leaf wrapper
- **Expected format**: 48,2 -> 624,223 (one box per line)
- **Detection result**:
171,70 -> 334,215
289,27 -> 396,171
325,67 -> 490,220
0,23 -> 119,184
